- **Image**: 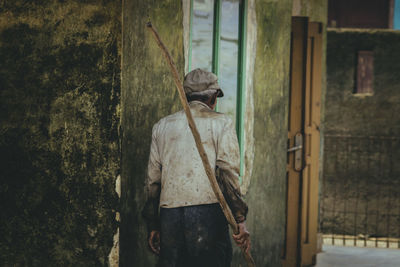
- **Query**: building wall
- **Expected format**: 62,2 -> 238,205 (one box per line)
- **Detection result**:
120,0 -> 184,266
237,0 -> 292,265
0,1 -> 121,266
324,29 -> 400,136
321,29 -> 400,238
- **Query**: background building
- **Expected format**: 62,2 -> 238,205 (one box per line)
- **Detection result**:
321,0 -> 400,249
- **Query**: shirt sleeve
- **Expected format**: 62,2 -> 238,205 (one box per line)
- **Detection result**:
142,123 -> 162,232
216,117 -> 248,223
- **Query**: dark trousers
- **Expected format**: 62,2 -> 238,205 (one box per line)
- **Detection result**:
158,203 -> 232,267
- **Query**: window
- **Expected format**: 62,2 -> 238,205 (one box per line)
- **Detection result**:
355,50 -> 374,95
189,0 -> 247,178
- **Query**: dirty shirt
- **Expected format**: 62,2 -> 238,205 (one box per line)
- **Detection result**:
142,101 -> 248,231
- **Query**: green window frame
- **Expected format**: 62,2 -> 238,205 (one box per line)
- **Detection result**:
188,0 -> 247,180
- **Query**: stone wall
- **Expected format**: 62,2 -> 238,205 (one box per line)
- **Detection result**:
321,29 -> 400,238
0,1 -> 121,265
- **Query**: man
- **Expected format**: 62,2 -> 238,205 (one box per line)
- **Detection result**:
142,68 -> 250,267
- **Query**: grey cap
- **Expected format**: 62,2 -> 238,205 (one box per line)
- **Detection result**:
183,68 -> 224,97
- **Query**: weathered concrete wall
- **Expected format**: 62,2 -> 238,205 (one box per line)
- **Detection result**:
321,29 -> 400,238
120,0 -> 184,266
233,0 -> 293,265
0,1 -> 121,266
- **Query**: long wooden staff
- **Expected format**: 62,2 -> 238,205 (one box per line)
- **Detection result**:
146,22 -> 255,266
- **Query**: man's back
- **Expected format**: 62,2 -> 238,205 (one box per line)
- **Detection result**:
148,100 -> 240,209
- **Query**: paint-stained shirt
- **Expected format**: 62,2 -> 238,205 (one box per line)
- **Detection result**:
142,101 -> 248,231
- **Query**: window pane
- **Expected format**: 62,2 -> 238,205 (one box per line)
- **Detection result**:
191,0 -> 214,71
218,0 -> 239,124
356,51 -> 374,94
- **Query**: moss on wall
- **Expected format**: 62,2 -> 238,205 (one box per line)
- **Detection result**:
120,0 -> 183,266
231,0 -> 292,265
0,0 -> 121,265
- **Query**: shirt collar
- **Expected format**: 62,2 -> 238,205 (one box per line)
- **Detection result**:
189,100 -> 212,110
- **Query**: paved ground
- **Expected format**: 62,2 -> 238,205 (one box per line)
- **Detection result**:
316,245 -> 400,267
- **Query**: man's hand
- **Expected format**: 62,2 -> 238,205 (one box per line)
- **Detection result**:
232,222 -> 251,253
148,230 -> 160,255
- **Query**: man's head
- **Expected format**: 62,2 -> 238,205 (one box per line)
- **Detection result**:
183,68 -> 224,109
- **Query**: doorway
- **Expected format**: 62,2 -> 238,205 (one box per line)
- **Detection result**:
282,17 -> 323,267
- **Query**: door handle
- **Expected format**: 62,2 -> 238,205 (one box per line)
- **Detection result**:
287,145 -> 302,152
287,133 -> 303,171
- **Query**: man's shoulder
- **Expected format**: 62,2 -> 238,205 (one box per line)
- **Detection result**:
208,111 -> 233,126
158,110 -> 184,124
153,108 -> 232,131
152,110 -> 184,131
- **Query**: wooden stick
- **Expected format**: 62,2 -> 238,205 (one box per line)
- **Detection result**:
146,22 -> 255,267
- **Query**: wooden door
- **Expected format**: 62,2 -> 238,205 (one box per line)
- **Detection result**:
300,19 -> 322,267
282,17 -> 322,267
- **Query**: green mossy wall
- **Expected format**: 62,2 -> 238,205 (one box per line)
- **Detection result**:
325,29 -> 400,136
0,1 -> 121,265
233,0 -> 293,265
120,0 -> 183,266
